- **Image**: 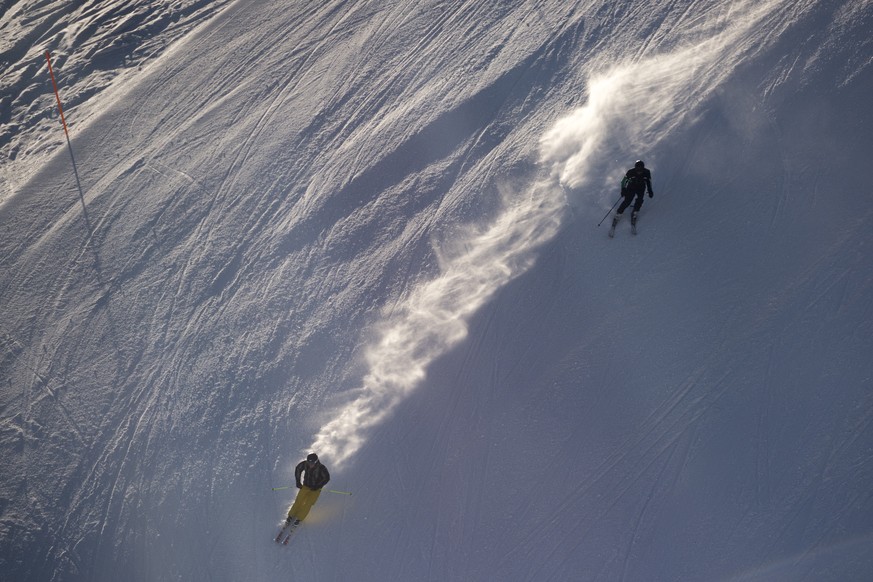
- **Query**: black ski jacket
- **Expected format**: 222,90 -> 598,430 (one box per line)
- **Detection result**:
295,460 -> 331,490
624,167 -> 653,194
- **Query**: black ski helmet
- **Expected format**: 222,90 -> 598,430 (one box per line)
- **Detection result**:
634,160 -> 645,169
306,453 -> 318,463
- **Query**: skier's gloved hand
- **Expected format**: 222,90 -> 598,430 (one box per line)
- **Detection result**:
648,191 -> 654,198
296,483 -> 302,489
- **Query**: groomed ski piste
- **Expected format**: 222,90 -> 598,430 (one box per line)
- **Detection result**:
2,0 -> 872,580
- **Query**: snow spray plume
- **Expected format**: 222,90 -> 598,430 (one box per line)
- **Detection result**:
311,0 -> 792,469
540,0 -> 793,193
311,182 -> 563,467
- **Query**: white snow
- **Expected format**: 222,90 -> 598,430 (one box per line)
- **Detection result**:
1,0 -> 872,580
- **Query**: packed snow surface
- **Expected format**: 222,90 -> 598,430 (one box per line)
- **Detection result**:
1,0 -> 872,580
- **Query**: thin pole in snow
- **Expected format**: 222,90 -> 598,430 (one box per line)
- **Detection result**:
45,51 -> 70,137
271,486 -> 353,495
45,50 -> 92,234
597,195 -> 622,227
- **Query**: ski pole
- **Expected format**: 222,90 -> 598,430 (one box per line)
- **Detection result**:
271,486 -> 352,495
597,196 -> 623,227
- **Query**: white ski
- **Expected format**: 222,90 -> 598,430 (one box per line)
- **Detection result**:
609,214 -> 619,238
274,520 -> 302,546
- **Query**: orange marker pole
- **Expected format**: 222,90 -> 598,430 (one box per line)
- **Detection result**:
45,51 -> 70,138
45,50 -> 91,234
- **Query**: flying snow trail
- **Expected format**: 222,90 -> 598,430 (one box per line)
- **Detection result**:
542,0 -> 795,192
311,0 -> 793,468
310,183 -> 564,467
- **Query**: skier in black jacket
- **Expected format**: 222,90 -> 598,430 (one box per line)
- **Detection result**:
612,160 -> 654,231
286,453 -> 331,524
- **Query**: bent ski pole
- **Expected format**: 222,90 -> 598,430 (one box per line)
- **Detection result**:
598,196 -> 623,227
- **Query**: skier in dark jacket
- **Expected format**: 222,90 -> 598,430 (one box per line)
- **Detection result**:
612,160 -> 654,230
286,453 -> 330,524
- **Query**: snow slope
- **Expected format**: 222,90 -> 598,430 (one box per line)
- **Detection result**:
1,0 -> 872,580
0,0 -> 234,200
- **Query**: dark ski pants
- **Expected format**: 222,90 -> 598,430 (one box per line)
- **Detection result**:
617,189 -> 645,214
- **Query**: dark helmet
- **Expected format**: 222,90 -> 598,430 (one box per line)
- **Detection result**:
634,160 -> 645,169
306,453 -> 318,463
